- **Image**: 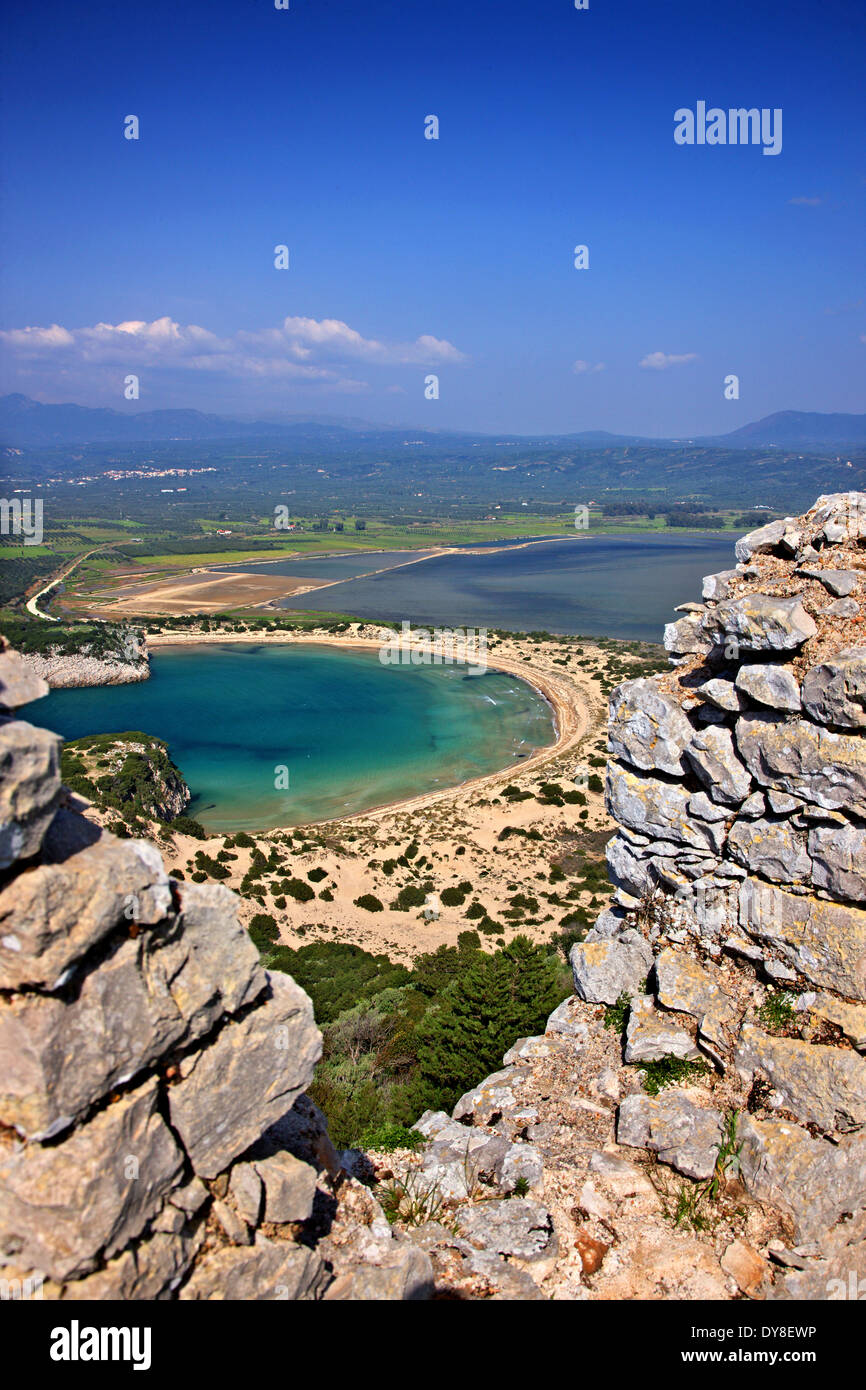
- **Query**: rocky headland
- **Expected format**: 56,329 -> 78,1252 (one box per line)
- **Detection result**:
19,625 -> 149,688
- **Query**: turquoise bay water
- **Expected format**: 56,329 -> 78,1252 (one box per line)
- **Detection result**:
31,643 -> 555,832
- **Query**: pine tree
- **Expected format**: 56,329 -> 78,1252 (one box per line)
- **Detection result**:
416,936 -> 564,1105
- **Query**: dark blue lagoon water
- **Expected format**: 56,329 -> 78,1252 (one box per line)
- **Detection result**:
31,643 -> 555,832
278,533 -> 736,641
213,550 -> 437,581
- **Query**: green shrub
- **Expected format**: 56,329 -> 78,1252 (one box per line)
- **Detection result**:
283,878 -> 315,903
358,1123 -> 424,1153
392,884 -> 428,912
354,893 -> 384,913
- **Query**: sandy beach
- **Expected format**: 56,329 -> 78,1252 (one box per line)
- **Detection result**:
128,625 -> 631,962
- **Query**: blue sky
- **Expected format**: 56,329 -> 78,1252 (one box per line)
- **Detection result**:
1,0 -> 864,435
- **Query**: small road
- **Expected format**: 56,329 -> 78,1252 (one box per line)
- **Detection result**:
25,540 -> 142,621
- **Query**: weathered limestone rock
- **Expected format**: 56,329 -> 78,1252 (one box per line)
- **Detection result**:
0,650 -> 49,711
696,676 -> 743,712
624,993 -> 701,1063
735,663 -> 802,712
685,724 -> 753,806
735,518 -> 793,563
325,1243 -> 434,1301
739,878 -> 866,1000
180,1234 -> 327,1300
798,567 -> 859,598
808,491 -> 866,546
735,711 -> 866,818
36,1226 -> 205,1300
737,1114 -> 866,1243
170,1177 -> 208,1217
570,931 -> 654,1005
805,993 -> 866,1051
452,1066 -> 529,1126
212,1199 -> 251,1246
607,761 -> 724,850
0,832 -> 172,991
735,1024 -> 866,1131
0,719 -> 61,870
702,594 -> 817,653
315,1177 -> 434,1300
702,570 -> 739,601
456,1198 -> 555,1264
728,816 -> 812,886
544,995 -> 590,1040
608,678 -> 694,775
0,883 -> 266,1140
801,648 -> 866,730
168,972 -> 322,1178
808,821 -> 866,902
654,947 -> 738,1048
663,614 -> 709,658
228,1163 -> 263,1225
605,832 -> 653,898
252,1151 -> 318,1224
0,1079 -> 183,1281
497,1143 -> 544,1193
617,1092 -> 724,1180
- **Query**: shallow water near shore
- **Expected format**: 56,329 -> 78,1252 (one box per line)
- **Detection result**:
32,642 -> 555,831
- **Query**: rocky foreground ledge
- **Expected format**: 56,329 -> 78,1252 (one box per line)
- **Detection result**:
0,493 -> 864,1301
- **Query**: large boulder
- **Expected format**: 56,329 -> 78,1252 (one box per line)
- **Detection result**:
0,1079 -> 183,1281
737,1114 -> 866,1243
808,822 -> 866,903
0,720 -> 61,870
179,1235 -> 327,1301
807,492 -> 866,546
0,883 -> 266,1140
739,879 -> 866,1000
570,932 -> 654,1005
702,594 -> 817,653
735,1024 -> 866,1130
727,816 -> 812,887
735,518 -> 795,563
735,663 -> 802,712
654,947 -> 739,1049
168,972 -> 322,1178
684,725 -> 752,806
0,649 -> 50,712
608,679 -> 694,775
735,712 -> 866,818
617,1092 -> 724,1180
624,993 -> 702,1064
0,831 -> 172,991
800,648 -> 866,730
606,762 -> 724,851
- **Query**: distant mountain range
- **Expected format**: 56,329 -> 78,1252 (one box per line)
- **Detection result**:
0,393 -> 864,450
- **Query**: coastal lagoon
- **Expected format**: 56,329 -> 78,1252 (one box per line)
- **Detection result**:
278,533 -> 737,640
32,643 -> 555,832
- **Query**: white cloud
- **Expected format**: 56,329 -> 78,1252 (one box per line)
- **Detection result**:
0,314 -> 469,383
573,359 -> 605,374
639,350 -> 699,370
788,195 -> 822,206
